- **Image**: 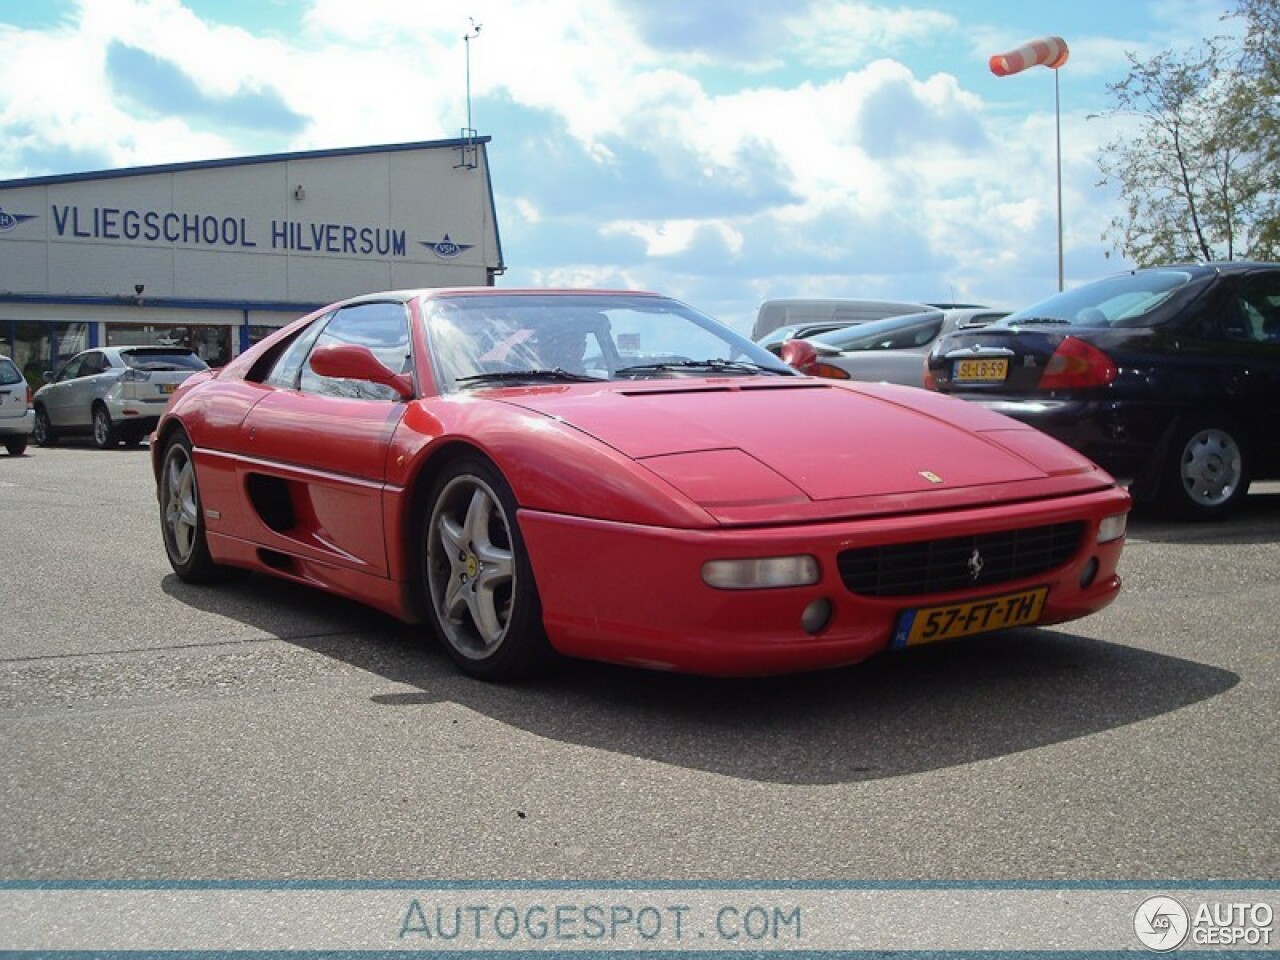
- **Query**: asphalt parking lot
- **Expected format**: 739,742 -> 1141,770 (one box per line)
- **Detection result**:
2,442 -> 1277,881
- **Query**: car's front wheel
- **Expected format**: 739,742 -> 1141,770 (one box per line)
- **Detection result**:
32,407 -> 57,446
92,405 -> 118,448
1160,416 -> 1250,520
421,456 -> 554,680
159,431 -> 234,582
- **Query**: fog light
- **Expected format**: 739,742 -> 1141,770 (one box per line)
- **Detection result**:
1079,557 -> 1099,589
1097,512 -> 1127,543
801,598 -> 833,634
702,555 -> 819,590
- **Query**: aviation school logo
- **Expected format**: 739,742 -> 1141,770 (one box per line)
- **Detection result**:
0,207 -> 38,232
420,233 -> 474,259
1134,896 -> 1190,952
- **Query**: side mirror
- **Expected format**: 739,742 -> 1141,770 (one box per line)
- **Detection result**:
308,343 -> 414,400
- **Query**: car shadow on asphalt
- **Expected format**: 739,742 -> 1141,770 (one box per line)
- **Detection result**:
162,573 -> 1238,787
1126,485 -> 1280,545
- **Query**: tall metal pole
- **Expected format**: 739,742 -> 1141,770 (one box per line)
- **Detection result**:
464,21 -> 479,134
1055,68 -> 1064,292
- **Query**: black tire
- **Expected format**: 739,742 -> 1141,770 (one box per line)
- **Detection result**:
421,455 -> 555,680
1158,415 -> 1250,520
92,405 -> 118,449
159,431 -> 235,583
4,437 -> 27,456
32,406 -> 57,446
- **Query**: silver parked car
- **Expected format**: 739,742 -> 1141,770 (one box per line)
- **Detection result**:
0,355 -> 34,455
33,346 -> 209,448
782,308 -> 1008,387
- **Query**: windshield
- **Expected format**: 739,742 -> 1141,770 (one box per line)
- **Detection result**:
813,311 -> 944,351
1002,269 -> 1207,329
424,293 -> 795,391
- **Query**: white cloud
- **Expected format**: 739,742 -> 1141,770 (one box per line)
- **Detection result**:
3,0 -> 1227,327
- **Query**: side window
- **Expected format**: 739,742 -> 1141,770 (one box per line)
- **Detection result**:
83,352 -> 109,375
1239,273 -> 1280,344
299,302 -> 411,401
57,355 -> 86,382
263,315 -> 330,390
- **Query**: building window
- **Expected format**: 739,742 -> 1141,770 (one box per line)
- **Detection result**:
0,320 -> 89,390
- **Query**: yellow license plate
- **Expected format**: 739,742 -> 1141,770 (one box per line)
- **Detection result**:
159,383 -> 177,394
893,586 -> 1049,648
953,357 -> 1008,384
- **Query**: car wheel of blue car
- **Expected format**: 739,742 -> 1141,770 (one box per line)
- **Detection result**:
423,455 -> 554,680
1162,416 -> 1250,520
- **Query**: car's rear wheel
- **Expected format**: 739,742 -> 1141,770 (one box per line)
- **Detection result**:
92,405 -> 118,448
32,407 -> 57,446
159,431 -> 234,583
1160,416 -> 1250,520
421,456 -> 554,680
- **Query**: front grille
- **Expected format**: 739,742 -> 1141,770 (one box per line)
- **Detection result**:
837,521 -> 1085,597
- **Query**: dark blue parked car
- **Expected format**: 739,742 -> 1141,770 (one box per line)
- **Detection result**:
925,262 -> 1280,519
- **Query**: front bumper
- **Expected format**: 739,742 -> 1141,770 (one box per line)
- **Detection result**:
520,485 -> 1130,676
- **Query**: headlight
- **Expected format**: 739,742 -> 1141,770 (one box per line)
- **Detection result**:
1097,513 -> 1128,543
702,555 -> 819,590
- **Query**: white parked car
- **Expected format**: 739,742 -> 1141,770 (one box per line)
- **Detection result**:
0,355 -> 34,455
752,297 -> 934,340
782,308 -> 1008,387
33,346 -> 209,448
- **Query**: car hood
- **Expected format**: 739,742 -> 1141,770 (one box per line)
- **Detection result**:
495,379 -> 1113,524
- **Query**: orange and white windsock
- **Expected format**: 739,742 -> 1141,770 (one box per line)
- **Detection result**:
989,36 -> 1069,77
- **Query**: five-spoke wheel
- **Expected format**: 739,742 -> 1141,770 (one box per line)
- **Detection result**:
423,456 -> 551,679
32,406 -> 56,447
159,432 -> 232,582
92,405 -> 118,448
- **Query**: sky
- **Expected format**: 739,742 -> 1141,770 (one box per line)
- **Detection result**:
0,0 -> 1245,332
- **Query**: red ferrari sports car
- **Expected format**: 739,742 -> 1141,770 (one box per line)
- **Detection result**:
153,288 -> 1129,680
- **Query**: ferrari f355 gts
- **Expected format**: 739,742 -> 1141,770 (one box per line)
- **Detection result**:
154,288 -> 1129,680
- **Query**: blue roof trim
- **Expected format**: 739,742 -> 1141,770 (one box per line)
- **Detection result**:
0,292 -> 321,314
0,137 -> 494,189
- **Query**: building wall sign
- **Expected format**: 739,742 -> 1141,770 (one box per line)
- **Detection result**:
43,204 -> 413,257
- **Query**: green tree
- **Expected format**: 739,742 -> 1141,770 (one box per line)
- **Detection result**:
1231,0 -> 1280,253
1094,0 -> 1279,264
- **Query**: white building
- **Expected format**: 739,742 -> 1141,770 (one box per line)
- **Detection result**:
0,137 -> 503,383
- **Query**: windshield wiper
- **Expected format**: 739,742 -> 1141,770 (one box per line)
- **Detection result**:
615,359 -> 786,376
456,368 -> 605,387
